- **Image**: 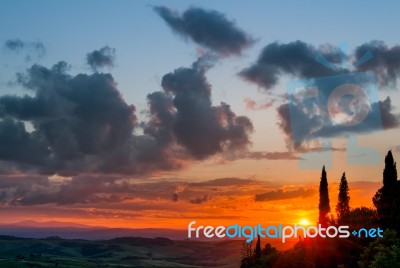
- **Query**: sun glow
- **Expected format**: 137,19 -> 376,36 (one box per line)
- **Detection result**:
299,218 -> 311,226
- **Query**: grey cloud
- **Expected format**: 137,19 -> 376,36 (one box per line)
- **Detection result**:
1,53 -> 252,175
0,118 -> 50,167
4,39 -> 46,60
86,46 -> 116,71
239,41 -> 344,91
154,6 -> 253,56
151,56 -> 253,159
354,41 -> 400,87
0,174 -> 242,206
189,177 -> 255,187
0,62 -> 180,175
4,39 -> 24,51
240,40 -> 400,91
255,187 -> 315,202
276,96 -> 400,149
0,175 -> 178,206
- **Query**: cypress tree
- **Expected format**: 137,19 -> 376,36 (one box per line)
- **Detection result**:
383,151 -> 397,188
255,235 -> 261,260
319,165 -> 330,225
336,172 -> 350,224
373,150 -> 399,231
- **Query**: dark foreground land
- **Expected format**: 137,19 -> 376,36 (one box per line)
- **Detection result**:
0,235 -> 242,267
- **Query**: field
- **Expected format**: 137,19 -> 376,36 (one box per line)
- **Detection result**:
0,235 -> 242,268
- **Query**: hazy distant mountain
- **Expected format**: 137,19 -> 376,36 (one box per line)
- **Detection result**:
0,221 -> 187,240
0,221 -> 297,250
6,220 -> 102,228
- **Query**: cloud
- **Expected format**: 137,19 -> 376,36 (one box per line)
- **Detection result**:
240,40 -> 400,91
255,187 -> 315,202
239,41 -> 343,91
189,177 -> 255,187
4,39 -> 24,51
276,96 -> 400,148
0,53 -> 253,175
0,118 -> 50,167
0,175 -> 180,206
154,6 -> 253,56
244,97 -> 274,110
0,61 -> 180,175
244,151 -> 302,160
4,39 -> 46,60
190,194 -> 209,204
259,42 -> 400,149
148,55 -> 254,159
354,41 -> 400,87
0,175 -> 51,205
0,175 -> 253,206
217,150 -> 303,162
86,46 -> 116,71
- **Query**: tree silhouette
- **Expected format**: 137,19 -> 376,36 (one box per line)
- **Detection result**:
319,165 -> 330,226
373,150 -> 400,232
255,235 -> 261,260
336,172 -> 350,224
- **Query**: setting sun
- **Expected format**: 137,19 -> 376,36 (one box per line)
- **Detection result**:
299,219 -> 311,226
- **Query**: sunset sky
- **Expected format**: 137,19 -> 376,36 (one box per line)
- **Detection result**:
1,1 -> 400,229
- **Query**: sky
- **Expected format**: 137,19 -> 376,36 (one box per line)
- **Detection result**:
0,1 -> 400,229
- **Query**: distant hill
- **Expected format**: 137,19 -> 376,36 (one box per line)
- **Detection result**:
0,221 -> 298,250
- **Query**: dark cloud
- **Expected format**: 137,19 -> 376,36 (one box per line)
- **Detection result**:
0,175 -> 181,206
0,175 -> 253,206
240,40 -> 400,91
239,41 -> 343,90
0,53 -> 252,175
154,6 -> 253,56
0,62 -> 177,175
4,39 -> 46,60
354,41 -> 400,87
276,96 -> 400,149
190,194 -> 209,204
0,175 -> 51,205
189,177 -> 255,187
0,118 -> 50,167
255,187 -> 315,202
253,42 -> 400,150
86,46 -> 116,71
4,39 -> 24,51
151,56 -> 253,159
